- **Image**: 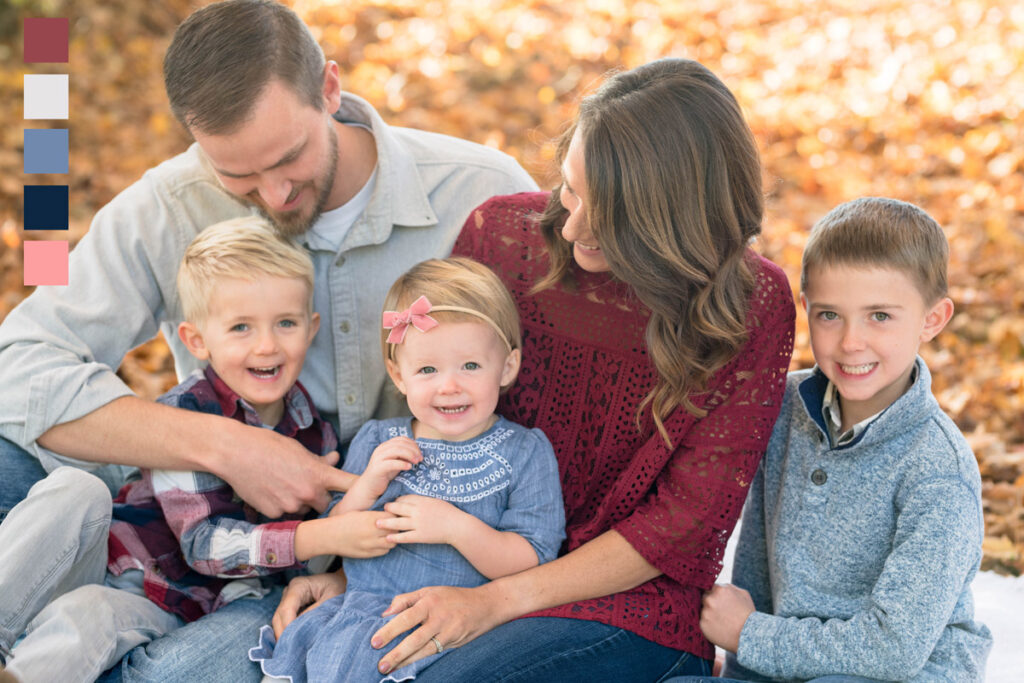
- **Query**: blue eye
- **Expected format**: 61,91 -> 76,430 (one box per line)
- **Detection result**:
278,319 -> 297,328
418,366 -> 437,375
463,362 -> 481,370
230,323 -> 249,332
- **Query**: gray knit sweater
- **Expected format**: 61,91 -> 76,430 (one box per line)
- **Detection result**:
725,358 -> 992,681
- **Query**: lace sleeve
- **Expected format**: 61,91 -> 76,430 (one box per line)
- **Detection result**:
614,261 -> 795,589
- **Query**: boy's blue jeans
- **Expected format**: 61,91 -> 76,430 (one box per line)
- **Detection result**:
1,436 -> 278,682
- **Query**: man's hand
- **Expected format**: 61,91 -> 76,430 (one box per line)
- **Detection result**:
272,570 -> 348,638
214,422 -> 355,518
37,397 -> 355,519
379,494 -> 465,545
699,583 -> 756,653
333,437 -> 421,514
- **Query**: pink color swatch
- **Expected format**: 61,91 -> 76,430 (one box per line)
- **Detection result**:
23,240 -> 69,286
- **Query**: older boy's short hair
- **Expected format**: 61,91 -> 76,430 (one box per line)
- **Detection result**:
178,216 -> 314,325
801,197 -> 949,304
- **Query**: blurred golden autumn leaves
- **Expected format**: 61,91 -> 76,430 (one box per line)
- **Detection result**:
1,0 -> 1023,571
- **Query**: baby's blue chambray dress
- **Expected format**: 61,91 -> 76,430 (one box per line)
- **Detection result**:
249,416 -> 565,683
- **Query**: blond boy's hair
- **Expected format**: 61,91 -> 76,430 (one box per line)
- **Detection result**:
381,257 -> 521,363
177,216 -> 314,325
801,197 -> 949,304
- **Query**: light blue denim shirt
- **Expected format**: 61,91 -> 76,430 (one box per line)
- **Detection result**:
0,92 -> 537,470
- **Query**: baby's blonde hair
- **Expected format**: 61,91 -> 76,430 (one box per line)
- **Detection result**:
177,216 -> 314,325
381,257 -> 521,363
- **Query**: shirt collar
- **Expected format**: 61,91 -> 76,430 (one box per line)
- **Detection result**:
821,363 -> 919,447
329,92 -> 438,251
201,365 -> 314,436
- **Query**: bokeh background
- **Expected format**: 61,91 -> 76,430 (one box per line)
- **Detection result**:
2,0 -> 1023,573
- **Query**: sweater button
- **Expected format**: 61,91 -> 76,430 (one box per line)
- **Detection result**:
811,468 -> 828,485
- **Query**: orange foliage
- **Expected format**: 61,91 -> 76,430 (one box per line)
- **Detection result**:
1,0 -> 1022,572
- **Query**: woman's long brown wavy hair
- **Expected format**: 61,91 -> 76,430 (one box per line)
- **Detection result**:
534,58 -> 763,445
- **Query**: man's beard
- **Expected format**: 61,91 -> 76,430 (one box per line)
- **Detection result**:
253,121 -> 339,238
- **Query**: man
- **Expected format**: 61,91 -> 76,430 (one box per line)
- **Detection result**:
0,0 -> 536,679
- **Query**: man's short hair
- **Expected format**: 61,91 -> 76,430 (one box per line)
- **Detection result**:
164,0 -> 326,135
178,216 -> 314,325
801,197 -> 949,304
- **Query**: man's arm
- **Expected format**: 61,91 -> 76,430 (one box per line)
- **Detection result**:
40,396 -> 352,516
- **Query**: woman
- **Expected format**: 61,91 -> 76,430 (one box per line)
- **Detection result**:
275,58 -> 796,681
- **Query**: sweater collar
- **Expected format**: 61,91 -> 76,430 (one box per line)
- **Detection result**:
798,356 -> 932,450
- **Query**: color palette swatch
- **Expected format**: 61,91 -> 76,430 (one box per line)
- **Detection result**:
23,18 -> 69,63
23,129 -> 69,174
21,16 -> 69,286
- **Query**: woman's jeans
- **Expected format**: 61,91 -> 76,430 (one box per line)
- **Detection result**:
415,616 -> 712,682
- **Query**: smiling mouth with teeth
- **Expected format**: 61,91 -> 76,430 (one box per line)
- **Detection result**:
437,406 -> 469,414
575,242 -> 600,251
840,363 -> 876,375
249,366 -> 281,379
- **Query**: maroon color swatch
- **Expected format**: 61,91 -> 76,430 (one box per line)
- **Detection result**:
24,18 -> 69,63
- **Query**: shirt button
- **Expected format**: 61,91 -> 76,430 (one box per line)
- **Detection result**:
265,552 -> 277,564
345,394 -> 356,405
335,255 -> 346,267
811,468 -> 828,486
339,320 -> 350,333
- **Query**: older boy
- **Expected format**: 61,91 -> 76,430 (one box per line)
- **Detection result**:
0,219 -> 388,681
699,198 -> 992,681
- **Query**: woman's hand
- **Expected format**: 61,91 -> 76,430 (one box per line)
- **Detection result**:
272,570 -> 348,638
370,583 -> 508,675
698,583 -> 755,653
379,494 -> 465,545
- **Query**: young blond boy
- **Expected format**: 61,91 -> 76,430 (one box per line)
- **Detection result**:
699,198 -> 992,681
0,218 -> 362,680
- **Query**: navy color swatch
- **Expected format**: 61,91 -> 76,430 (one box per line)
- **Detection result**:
23,185 -> 69,230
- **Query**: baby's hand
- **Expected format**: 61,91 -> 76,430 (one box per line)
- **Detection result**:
340,437 -> 422,511
379,494 -> 465,545
698,583 -> 755,653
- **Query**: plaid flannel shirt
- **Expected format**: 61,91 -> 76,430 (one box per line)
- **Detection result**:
106,365 -> 338,622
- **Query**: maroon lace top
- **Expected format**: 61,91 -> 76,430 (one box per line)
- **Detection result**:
453,192 -> 796,658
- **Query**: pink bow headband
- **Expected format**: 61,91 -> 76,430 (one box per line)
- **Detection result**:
382,295 -> 512,355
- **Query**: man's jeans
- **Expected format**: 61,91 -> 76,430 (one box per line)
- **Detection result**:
0,436 -> 132,522
1,436 -> 279,682
0,468 -> 183,680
